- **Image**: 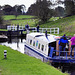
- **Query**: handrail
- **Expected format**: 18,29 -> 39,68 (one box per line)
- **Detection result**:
50,48 -> 75,59
7,26 -> 59,34
54,50 -> 73,52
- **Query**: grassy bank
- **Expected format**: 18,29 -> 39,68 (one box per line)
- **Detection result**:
3,15 -> 75,36
41,15 -> 75,36
0,45 -> 67,75
3,15 -> 37,26
3,15 -> 34,20
0,29 -> 8,31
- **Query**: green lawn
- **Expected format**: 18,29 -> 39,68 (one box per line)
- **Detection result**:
3,15 -> 34,20
3,15 -> 37,26
0,45 -> 67,75
11,19 -> 37,27
0,29 -> 8,31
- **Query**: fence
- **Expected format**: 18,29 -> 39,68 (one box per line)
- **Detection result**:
7,25 -> 59,34
7,26 -> 24,31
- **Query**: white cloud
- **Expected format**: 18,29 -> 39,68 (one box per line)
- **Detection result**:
0,0 -> 36,11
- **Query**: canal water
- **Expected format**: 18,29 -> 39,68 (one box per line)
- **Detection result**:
0,37 -> 26,54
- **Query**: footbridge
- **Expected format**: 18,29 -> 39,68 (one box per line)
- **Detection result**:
7,25 -> 59,34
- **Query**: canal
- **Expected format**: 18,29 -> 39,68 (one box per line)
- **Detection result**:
0,37 -> 26,54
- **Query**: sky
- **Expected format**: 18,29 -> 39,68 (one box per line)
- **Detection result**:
0,0 -> 64,11
0,0 -> 36,11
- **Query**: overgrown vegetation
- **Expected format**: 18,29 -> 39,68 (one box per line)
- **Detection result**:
0,45 -> 67,75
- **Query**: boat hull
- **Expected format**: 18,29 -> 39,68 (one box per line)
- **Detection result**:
24,45 -> 48,62
25,44 -> 75,64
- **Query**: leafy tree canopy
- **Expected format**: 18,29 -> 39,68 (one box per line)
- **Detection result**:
27,0 -> 53,23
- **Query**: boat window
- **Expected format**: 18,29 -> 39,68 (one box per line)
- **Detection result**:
45,45 -> 47,51
36,41 -> 38,47
30,40 -> 32,45
38,43 -> 40,49
41,45 -> 44,51
33,41 -> 35,46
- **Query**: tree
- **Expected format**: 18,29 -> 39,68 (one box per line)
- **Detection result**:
58,0 -> 75,16
26,4 -> 36,15
20,4 -> 26,14
13,4 -> 26,19
2,5 -> 12,15
14,5 -> 19,19
36,0 -> 53,23
64,0 -> 75,16
0,5 -> 2,10
27,0 -> 53,23
55,6 -> 64,17
0,10 -> 3,25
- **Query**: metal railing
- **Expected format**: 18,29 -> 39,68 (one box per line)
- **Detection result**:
7,26 -> 25,31
50,47 -> 75,59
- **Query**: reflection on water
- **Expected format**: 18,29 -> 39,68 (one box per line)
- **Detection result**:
0,37 -> 26,54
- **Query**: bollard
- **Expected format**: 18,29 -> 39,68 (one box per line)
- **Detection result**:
4,50 -> 7,59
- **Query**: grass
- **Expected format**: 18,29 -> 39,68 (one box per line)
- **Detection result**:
11,19 -> 37,27
2,15 -> 75,36
3,15 -> 34,20
0,29 -> 8,31
40,15 -> 75,36
0,45 -> 67,75
3,15 -> 37,26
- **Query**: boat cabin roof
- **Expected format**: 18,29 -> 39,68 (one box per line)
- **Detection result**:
27,32 -> 57,43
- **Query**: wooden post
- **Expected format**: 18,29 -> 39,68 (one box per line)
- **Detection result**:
56,40 -> 59,55
68,40 -> 71,55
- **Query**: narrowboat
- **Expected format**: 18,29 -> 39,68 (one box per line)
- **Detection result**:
24,32 -> 75,67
